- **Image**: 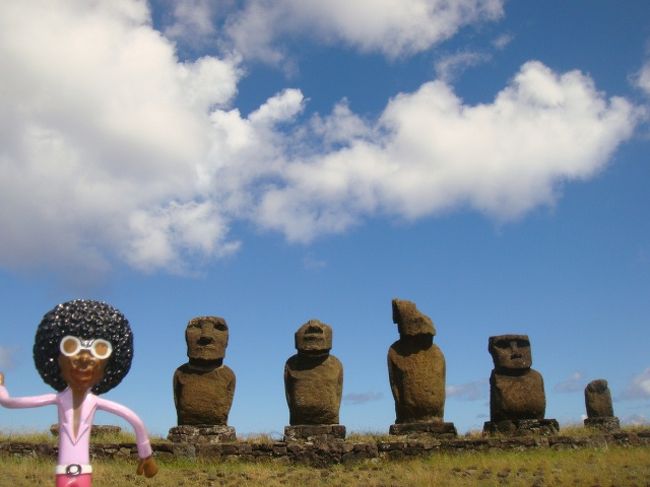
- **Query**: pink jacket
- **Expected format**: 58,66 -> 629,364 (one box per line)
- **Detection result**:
0,385 -> 153,465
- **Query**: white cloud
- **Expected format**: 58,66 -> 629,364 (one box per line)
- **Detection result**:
554,372 -> 584,393
492,33 -> 513,50
434,51 -> 490,83
343,391 -> 383,405
447,380 -> 487,401
256,61 -> 639,241
0,0 -> 247,273
622,414 -> 649,425
0,347 -> 15,370
621,368 -> 650,400
634,60 -> 650,96
225,0 -> 504,62
0,2 -> 641,277
163,0 -> 217,45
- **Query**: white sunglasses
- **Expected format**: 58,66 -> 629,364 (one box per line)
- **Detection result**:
59,335 -> 113,360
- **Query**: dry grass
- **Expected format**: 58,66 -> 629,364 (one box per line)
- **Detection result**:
1,445 -> 649,486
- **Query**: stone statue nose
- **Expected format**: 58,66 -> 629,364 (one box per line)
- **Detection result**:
198,336 -> 214,346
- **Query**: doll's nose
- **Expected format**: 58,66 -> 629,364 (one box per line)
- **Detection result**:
74,351 -> 96,368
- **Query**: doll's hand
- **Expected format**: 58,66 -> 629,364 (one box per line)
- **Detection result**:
136,455 -> 158,478
0,372 -> 4,386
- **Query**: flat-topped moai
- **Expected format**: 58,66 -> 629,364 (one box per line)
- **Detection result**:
284,319 -> 345,441
484,334 -> 558,435
584,379 -> 620,431
387,299 -> 456,437
169,316 -> 236,443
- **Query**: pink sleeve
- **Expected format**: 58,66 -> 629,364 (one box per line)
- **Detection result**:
0,385 -> 57,409
96,397 -> 153,459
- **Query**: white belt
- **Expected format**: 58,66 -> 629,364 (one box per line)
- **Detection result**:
55,464 -> 93,475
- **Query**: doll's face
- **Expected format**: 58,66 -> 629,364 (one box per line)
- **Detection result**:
58,336 -> 111,392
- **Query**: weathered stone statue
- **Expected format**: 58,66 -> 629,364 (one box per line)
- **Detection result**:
584,379 -> 620,431
169,316 -> 236,443
483,334 -> 558,435
387,299 -> 456,437
284,319 -> 345,441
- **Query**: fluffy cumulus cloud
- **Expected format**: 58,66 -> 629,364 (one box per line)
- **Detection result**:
257,61 -> 638,241
0,0 -> 278,273
224,0 -> 504,61
0,1 -> 641,276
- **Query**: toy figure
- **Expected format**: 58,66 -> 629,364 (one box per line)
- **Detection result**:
0,299 -> 158,486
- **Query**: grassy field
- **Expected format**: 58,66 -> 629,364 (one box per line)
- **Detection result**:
2,428 -> 650,486
1,444 -> 649,486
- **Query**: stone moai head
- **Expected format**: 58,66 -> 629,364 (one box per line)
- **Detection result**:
295,319 -> 332,355
185,316 -> 229,362
488,334 -> 532,372
585,379 -> 615,418
392,299 -> 436,338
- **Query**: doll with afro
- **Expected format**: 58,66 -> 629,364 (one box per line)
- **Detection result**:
0,299 -> 158,486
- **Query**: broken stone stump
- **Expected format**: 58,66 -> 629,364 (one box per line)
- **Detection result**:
584,379 -> 620,432
167,424 -> 237,444
388,299 -> 448,425
482,419 -> 560,436
283,424 -> 346,442
389,421 -> 457,438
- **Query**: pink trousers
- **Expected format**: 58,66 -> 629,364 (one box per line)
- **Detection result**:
55,473 -> 92,487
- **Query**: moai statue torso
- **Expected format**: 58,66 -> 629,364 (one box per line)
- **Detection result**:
173,316 -> 236,425
388,299 -> 446,424
284,320 -> 343,425
488,335 -> 545,422
585,379 -> 614,418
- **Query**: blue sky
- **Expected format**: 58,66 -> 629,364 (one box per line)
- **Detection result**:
1,0 -> 649,438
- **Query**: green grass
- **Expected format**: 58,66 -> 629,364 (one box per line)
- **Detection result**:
1,446 -> 649,486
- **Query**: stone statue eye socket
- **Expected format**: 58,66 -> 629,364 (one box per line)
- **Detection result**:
216,323 -> 227,331
516,340 -> 530,348
495,340 -> 509,349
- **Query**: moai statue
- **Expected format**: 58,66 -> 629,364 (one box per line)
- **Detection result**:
168,316 -> 236,443
584,379 -> 620,431
483,334 -> 558,435
283,319 -> 345,441
387,299 -> 456,437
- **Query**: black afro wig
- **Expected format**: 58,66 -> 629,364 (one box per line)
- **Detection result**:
33,299 -> 134,394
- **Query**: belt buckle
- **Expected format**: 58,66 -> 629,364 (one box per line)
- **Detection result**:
65,464 -> 82,476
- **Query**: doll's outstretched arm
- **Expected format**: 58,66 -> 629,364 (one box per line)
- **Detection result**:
97,396 -> 158,477
0,372 -> 57,409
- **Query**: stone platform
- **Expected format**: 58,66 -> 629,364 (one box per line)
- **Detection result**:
389,421 -> 457,438
284,424 -> 346,442
483,419 -> 559,436
168,425 -> 237,443
584,417 -> 620,432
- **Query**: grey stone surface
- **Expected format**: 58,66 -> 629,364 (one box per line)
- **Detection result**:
167,424 -> 237,443
483,419 -> 560,436
283,424 -> 346,442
